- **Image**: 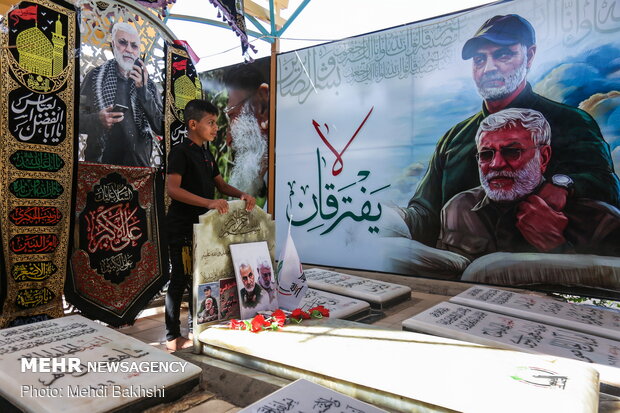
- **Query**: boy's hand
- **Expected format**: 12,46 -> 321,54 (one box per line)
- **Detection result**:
241,193 -> 256,211
207,199 -> 229,214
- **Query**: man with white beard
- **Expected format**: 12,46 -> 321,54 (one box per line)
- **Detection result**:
223,65 -> 269,201
399,14 -> 619,248
80,22 -> 163,166
437,108 -> 620,260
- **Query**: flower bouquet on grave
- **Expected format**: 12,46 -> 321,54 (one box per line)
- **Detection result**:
228,306 -> 330,333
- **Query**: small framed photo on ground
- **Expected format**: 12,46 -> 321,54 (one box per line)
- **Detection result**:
219,277 -> 240,320
196,282 -> 220,325
230,241 -> 278,319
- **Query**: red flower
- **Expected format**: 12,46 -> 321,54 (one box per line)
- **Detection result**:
250,314 -> 267,333
308,305 -> 330,318
291,308 -> 311,321
229,319 -> 245,330
229,307 -> 329,332
272,309 -> 286,327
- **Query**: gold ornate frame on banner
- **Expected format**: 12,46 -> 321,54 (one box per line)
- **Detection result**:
0,0 -> 78,327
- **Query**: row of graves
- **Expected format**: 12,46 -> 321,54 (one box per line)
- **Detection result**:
189,202 -> 619,412
2,200 -> 620,412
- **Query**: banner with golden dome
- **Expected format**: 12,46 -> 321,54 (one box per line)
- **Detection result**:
0,0 -> 78,328
163,42 -> 201,216
164,42 -> 202,153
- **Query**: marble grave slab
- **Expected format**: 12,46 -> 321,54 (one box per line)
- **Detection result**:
304,268 -> 410,308
450,285 -> 620,341
402,302 -> 620,389
0,315 -> 201,413
199,319 -> 599,413
300,288 -> 371,320
240,378 -> 387,413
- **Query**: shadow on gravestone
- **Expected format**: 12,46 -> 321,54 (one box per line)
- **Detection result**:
192,200 -> 275,350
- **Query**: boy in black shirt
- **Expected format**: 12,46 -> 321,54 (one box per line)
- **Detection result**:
165,99 -> 255,351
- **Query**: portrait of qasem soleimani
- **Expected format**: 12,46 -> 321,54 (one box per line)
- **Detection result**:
233,251 -> 278,320
79,22 -> 163,167
381,13 -> 620,294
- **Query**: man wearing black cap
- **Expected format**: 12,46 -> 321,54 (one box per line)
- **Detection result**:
400,14 -> 620,247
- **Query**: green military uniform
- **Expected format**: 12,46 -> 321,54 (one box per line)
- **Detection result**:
402,83 -> 620,246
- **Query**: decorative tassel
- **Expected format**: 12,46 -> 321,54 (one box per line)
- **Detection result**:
209,0 -> 256,61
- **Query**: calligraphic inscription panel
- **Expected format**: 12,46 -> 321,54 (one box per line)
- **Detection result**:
0,315 -> 201,413
200,318 -> 599,413
450,285 -> 620,341
193,200 -> 275,340
66,163 -> 166,326
0,0 -> 78,328
402,302 -> 620,388
304,268 -> 410,308
240,378 -> 387,413
300,288 -> 370,320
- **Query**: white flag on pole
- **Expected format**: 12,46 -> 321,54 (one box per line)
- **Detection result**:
276,220 -> 307,310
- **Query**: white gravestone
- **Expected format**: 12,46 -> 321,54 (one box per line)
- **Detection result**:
402,302 -> 620,389
240,378 -> 387,413
0,315 -> 201,413
200,319 -> 599,413
450,285 -> 620,341
300,288 -> 370,320
304,268 -> 410,308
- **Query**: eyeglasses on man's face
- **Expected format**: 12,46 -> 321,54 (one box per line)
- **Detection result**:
223,94 -> 253,120
475,145 -> 541,164
116,37 -> 140,51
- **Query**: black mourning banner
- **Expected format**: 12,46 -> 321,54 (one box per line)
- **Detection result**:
163,42 -> 202,213
66,163 -> 167,327
0,0 -> 78,328
164,42 -> 202,151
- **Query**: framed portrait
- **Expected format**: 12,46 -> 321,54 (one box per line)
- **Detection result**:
230,241 -> 278,319
196,281 -> 219,325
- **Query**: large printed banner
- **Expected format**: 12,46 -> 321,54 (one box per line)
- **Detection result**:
0,0 -> 78,328
65,163 -> 166,326
275,0 -> 620,297
200,57 -> 271,208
